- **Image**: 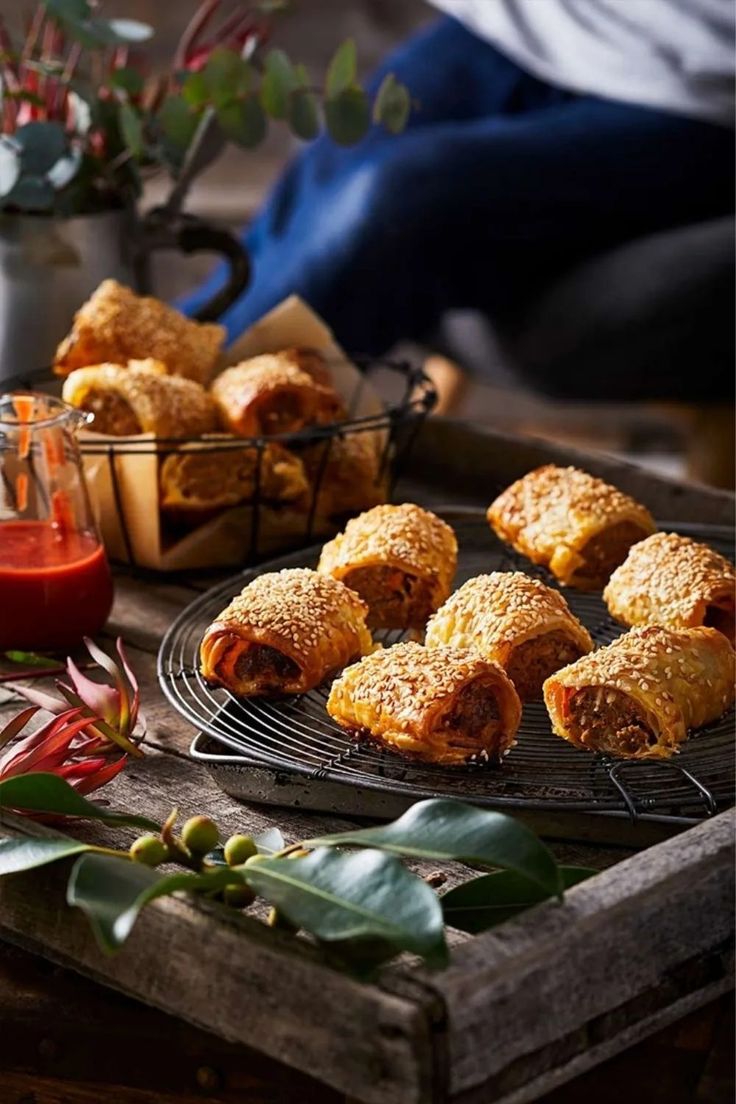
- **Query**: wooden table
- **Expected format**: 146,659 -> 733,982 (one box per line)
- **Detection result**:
0,421 -> 733,1104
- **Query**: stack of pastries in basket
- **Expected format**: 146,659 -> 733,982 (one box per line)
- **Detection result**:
56,280 -> 388,534
200,465 -> 735,767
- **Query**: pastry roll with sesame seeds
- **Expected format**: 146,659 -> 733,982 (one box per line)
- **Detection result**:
487,465 -> 656,590
54,280 -> 225,385
211,354 -> 346,438
160,437 -> 309,520
62,361 -> 217,438
200,568 -> 373,697
604,532 -> 735,643
317,503 -> 458,630
327,641 -> 522,766
426,572 -> 593,701
543,626 -> 735,760
302,430 -> 388,520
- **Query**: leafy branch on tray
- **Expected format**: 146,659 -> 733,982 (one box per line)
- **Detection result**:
0,776 -> 592,973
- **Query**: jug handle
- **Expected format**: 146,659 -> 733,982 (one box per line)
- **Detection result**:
136,208 -> 251,323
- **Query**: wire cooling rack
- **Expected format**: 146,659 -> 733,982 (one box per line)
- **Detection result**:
158,511 -> 735,830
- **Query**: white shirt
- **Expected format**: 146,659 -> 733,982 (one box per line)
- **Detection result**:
430,0 -> 734,126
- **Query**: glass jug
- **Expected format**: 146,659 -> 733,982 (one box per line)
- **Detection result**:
0,392 -> 113,651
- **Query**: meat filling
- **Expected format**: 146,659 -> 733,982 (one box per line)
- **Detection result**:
259,392 -> 307,435
703,602 -> 735,644
442,681 -> 501,754
81,389 -> 141,436
573,522 -> 649,589
234,644 -> 300,689
566,686 -> 657,757
343,565 -> 435,630
506,631 -> 584,702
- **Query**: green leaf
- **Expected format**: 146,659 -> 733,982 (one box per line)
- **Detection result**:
68,853 -> 243,953
442,867 -> 594,933
109,67 -> 145,97
0,773 -> 160,831
305,799 -> 561,897
244,848 -> 448,969
3,650 -> 57,668
15,122 -> 68,175
325,87 -> 370,146
158,97 -> 200,151
217,97 -> 267,149
118,102 -> 143,158
261,49 -> 295,120
44,0 -> 91,21
288,88 -> 320,140
182,71 -> 210,109
325,39 -> 357,100
373,73 -> 411,134
0,836 -> 94,875
204,48 -> 252,109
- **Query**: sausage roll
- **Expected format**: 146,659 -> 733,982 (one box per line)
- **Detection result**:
302,431 -> 387,520
211,354 -> 345,437
62,361 -> 217,438
327,641 -> 522,766
426,572 -> 593,701
160,438 -> 309,518
604,532 -> 735,642
200,567 -> 373,696
543,625 -> 735,760
488,465 -> 656,589
317,503 -> 458,630
281,346 -> 333,387
54,279 -> 224,385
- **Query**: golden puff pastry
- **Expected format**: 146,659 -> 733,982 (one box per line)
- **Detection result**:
62,361 -> 217,438
426,572 -> 593,701
211,354 -> 345,438
543,625 -> 735,760
604,532 -> 735,642
327,641 -> 522,766
488,465 -> 656,590
302,431 -> 388,520
200,567 -> 373,697
317,503 -> 458,630
160,437 -> 309,518
54,279 -> 224,385
280,346 -> 333,387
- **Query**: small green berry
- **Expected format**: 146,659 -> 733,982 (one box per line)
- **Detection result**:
129,835 -> 168,867
224,834 -> 258,866
181,815 -> 219,855
245,853 -> 268,866
223,883 -> 257,909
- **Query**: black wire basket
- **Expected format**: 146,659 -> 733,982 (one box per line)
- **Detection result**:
19,356 -> 436,572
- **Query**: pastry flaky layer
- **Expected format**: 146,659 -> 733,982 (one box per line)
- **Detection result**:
200,567 -> 373,696
302,430 -> 387,521
160,438 -> 309,516
604,532 -> 735,642
543,625 -> 735,760
211,353 -> 345,437
487,464 -> 656,590
62,360 -> 218,438
327,641 -> 522,766
54,280 -> 225,385
317,503 -> 458,630
426,571 -> 593,701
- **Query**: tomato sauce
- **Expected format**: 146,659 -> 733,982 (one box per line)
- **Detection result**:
0,521 -> 113,650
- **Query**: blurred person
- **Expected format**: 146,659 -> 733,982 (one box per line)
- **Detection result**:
181,0 -> 734,356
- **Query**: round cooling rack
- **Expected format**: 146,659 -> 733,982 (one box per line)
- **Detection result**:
158,511 -> 735,825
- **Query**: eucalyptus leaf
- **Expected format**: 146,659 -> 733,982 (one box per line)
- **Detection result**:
44,0 -> 91,21
0,773 -> 160,831
109,68 -> 145,97
182,71 -> 210,109
118,102 -> 144,158
442,867 -> 594,934
373,73 -> 411,134
289,88 -> 320,140
217,97 -> 267,149
325,87 -> 370,146
15,122 -> 68,175
158,97 -> 200,151
204,49 -> 252,109
245,847 -> 448,968
305,799 -> 561,897
325,39 -> 357,100
261,50 -> 295,119
68,853 -> 244,953
0,836 -> 94,875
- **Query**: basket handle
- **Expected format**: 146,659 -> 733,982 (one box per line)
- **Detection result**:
136,207 -> 251,323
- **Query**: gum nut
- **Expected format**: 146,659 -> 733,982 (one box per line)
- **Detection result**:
224,834 -> 258,866
129,835 -> 168,867
223,883 -> 257,909
181,815 -> 220,855
267,907 -> 298,933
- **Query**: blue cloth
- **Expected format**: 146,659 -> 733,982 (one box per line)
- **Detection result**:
180,17 -> 734,355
